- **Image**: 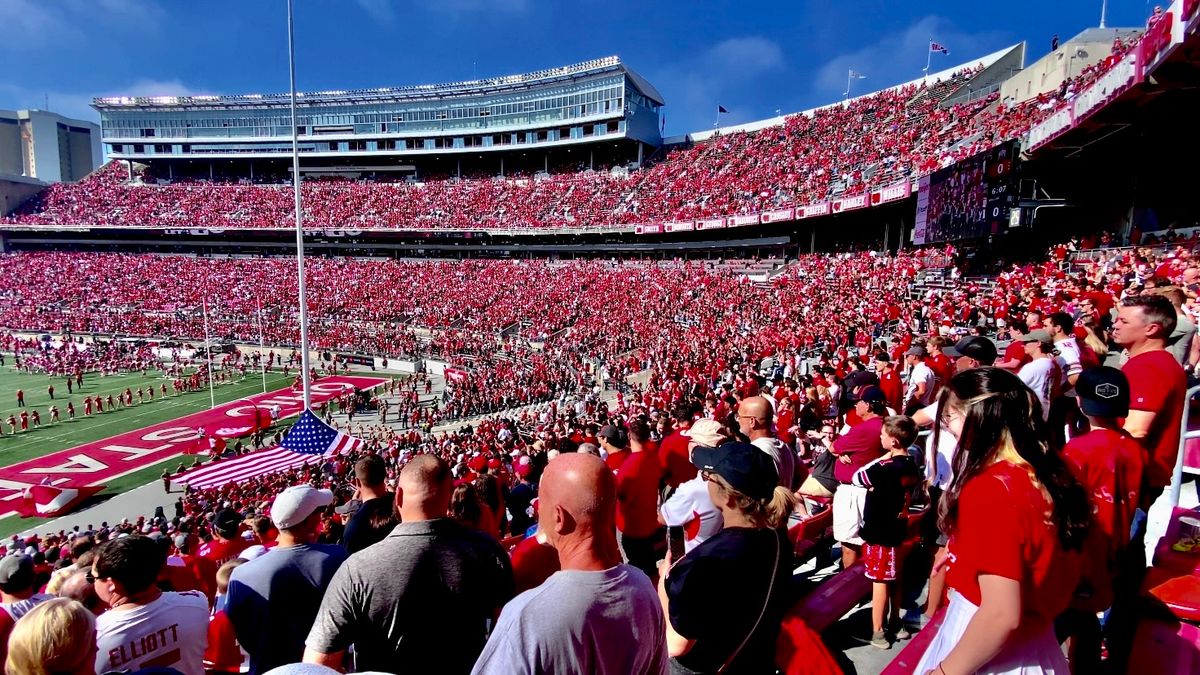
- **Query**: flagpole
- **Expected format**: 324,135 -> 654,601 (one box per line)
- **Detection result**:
202,293 -> 216,410
924,38 -> 932,79
256,296 -> 267,394
844,69 -> 851,99
287,0 -> 313,410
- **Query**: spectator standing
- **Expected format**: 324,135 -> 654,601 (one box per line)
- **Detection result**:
198,509 -> 250,568
853,416 -> 922,648
5,598 -> 97,675
914,368 -> 1089,675
0,554 -> 54,665
1017,331 -> 1061,420
339,456 -> 397,554
616,420 -> 664,578
1058,367 -> 1144,673
599,424 -> 631,472
874,354 -> 903,414
226,485 -> 348,674
994,320 -> 1031,373
473,453 -> 667,675
660,401 -> 701,491
737,396 -> 796,490
660,441 -> 796,674
92,536 -> 209,675
304,455 -> 513,673
659,419 -> 729,554
903,346 -> 935,415
830,387 -> 888,568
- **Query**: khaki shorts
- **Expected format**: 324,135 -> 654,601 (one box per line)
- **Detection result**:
797,474 -> 834,499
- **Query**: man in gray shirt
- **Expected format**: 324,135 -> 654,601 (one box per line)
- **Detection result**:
472,453 -> 667,675
304,455 -> 513,674
226,485 -> 347,674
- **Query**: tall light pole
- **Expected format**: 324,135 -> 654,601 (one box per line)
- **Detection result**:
256,296 -> 268,393
287,0 -> 313,409
1099,0 -> 1108,29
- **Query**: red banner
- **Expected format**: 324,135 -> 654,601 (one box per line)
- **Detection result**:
0,375 -> 387,519
664,221 -> 696,233
1140,10 -> 1176,70
832,194 -> 868,213
695,218 -> 726,231
637,223 -> 663,235
796,203 -> 831,219
726,214 -> 759,228
759,208 -> 794,224
869,182 -> 912,206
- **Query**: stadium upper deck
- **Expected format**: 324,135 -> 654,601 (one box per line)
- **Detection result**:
92,56 -> 664,169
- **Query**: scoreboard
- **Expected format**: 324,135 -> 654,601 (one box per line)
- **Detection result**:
914,140 -> 1020,244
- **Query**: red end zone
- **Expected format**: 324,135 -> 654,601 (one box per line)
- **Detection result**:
0,375 -> 388,519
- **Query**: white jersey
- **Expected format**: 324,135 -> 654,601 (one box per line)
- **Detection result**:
660,476 -> 724,553
95,591 -> 209,675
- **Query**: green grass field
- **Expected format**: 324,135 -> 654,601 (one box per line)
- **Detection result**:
0,368 -> 294,537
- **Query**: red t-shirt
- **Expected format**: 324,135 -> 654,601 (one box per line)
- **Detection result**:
1123,349 -> 1187,488
1063,428 -> 1145,611
179,553 -> 219,602
510,536 -> 561,594
604,449 -> 630,473
946,460 -> 1080,628
832,417 -> 884,484
198,537 -> 250,568
878,370 -> 903,412
660,430 -> 698,489
926,354 -> 954,390
1000,341 -> 1029,372
615,450 -> 663,538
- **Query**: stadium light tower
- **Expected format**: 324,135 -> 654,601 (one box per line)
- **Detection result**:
287,0 -> 313,409
1099,0 -> 1108,28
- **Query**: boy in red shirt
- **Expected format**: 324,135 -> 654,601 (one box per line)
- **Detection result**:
615,420 -> 663,578
1059,367 -> 1144,673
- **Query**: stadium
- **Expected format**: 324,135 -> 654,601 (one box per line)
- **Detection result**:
0,1 -> 1198,673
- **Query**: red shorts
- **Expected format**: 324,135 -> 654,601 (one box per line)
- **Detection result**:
863,543 -> 898,581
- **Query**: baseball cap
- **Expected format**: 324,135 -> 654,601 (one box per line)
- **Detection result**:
271,485 -> 334,530
0,554 -> 34,590
598,424 -> 628,448
692,441 -> 779,501
1076,367 -> 1130,418
1018,329 -> 1054,345
213,509 -> 243,539
943,336 -> 998,365
680,419 -> 729,448
855,385 -> 888,404
905,346 -> 928,358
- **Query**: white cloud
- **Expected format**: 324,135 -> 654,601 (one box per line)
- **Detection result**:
813,15 -> 1009,95
651,35 -> 787,131
0,0 -> 164,50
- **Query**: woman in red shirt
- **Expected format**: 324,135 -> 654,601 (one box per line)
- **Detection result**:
917,368 -> 1090,675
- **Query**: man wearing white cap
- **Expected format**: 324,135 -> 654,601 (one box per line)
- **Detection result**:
658,419 -> 729,554
226,485 -> 348,675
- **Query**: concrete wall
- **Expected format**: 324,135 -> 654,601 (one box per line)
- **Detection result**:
1000,28 -> 1143,105
0,174 -> 46,216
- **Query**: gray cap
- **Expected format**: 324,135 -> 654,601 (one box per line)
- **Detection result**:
0,554 -> 34,589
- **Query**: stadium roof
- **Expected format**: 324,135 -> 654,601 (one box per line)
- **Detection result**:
91,56 -> 665,110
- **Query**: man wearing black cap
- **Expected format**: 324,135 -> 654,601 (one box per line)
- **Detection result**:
598,424 -> 630,473
1059,367 -> 1145,672
941,335 -> 997,371
199,509 -> 250,569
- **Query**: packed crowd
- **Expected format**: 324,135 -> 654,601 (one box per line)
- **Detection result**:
0,233 -> 1196,673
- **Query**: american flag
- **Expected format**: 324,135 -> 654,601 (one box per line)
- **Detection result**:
282,410 -> 364,456
930,41 -> 949,54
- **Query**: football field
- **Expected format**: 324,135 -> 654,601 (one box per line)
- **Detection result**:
0,367 -> 293,537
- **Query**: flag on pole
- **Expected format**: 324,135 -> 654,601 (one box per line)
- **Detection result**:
930,41 -> 949,54
18,484 -> 105,518
849,70 -> 867,79
718,105 -> 729,114
282,410 -> 364,456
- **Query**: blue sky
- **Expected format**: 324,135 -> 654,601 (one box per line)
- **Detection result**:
0,0 -> 1155,135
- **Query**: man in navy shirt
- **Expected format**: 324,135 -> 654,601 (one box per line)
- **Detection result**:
227,485 -> 348,674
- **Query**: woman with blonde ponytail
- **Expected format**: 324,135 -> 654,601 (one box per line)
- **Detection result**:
657,441 -> 796,674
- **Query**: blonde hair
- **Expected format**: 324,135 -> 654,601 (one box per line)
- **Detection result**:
216,558 -> 245,595
5,598 -> 95,675
727,485 -> 798,530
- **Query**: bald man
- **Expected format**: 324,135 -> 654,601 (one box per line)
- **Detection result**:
305,455 -> 514,674
473,454 -> 668,675
737,396 -> 796,490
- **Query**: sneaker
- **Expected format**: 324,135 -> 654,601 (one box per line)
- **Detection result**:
870,630 -> 890,649
892,621 -> 911,640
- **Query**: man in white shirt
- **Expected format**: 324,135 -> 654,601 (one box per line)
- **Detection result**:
902,346 -> 935,414
1017,331 -> 1061,421
92,535 -> 209,675
1048,313 -> 1083,396
659,419 -> 728,553
737,396 -> 796,491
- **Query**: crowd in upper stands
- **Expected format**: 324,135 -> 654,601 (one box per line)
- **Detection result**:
0,38 -> 1144,233
0,230 -> 1196,673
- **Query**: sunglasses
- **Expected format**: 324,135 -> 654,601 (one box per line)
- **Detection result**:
700,470 -> 729,489
86,571 -> 106,585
